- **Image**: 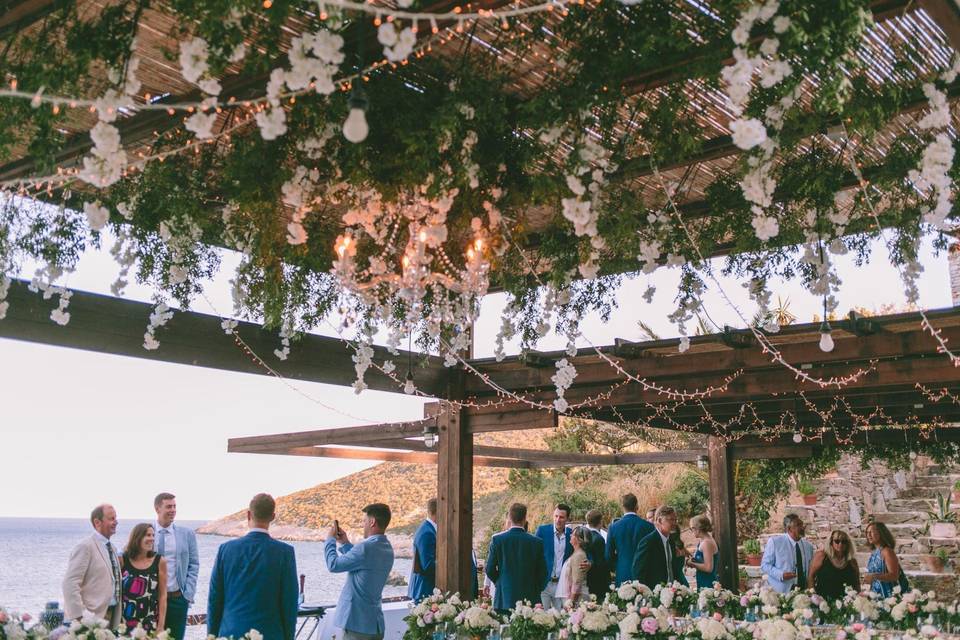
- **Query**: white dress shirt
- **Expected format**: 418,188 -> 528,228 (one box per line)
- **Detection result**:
552,529 -> 566,578
657,530 -> 673,583
155,522 -> 180,592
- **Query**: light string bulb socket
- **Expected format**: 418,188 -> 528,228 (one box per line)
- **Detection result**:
343,83 -> 369,143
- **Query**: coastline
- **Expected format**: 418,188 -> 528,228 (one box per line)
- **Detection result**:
197,521 -> 414,558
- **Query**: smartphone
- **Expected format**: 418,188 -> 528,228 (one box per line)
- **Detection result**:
334,519 -> 341,536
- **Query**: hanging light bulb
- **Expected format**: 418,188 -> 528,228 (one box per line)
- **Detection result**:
792,431 -> 803,444
423,424 -> 438,448
403,370 -> 415,395
342,84 -> 369,143
696,455 -> 708,470
819,320 -> 834,353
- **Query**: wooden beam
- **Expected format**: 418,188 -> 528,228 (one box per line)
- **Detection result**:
468,408 -> 558,433
436,373 -> 474,596
236,444 -> 530,469
0,0 -> 59,38
733,426 -> 960,449
730,445 -> 813,461
919,0 -> 960,50
0,280 -> 447,396
707,436 -> 739,591
228,419 -> 435,452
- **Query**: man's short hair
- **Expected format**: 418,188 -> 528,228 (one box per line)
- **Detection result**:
655,505 -> 677,522
154,492 -> 176,509
508,502 -> 527,524
621,493 -> 638,512
555,503 -> 571,518
250,493 -> 276,521
586,509 -> 603,528
90,504 -> 108,526
363,503 -> 392,530
427,498 -> 438,517
783,513 -> 802,530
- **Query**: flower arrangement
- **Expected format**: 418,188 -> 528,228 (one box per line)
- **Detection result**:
402,591 -> 467,640
565,601 -> 620,640
453,603 -> 501,637
508,602 -> 560,640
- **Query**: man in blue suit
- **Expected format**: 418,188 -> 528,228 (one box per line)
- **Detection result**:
535,503 -> 573,609
632,506 -> 684,588
485,503 -> 546,614
207,494 -> 298,640
153,493 -> 200,640
408,498 -> 437,602
325,503 -> 395,640
584,509 -> 609,598
605,493 -> 654,586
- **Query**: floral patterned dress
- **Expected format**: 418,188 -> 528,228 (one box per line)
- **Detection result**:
121,554 -> 161,632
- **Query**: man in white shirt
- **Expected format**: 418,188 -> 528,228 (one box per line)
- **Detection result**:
154,493 -> 199,640
761,514 -> 815,593
62,504 -> 123,627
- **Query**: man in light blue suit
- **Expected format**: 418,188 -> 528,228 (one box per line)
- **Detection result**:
606,493 -> 654,586
154,493 -> 200,640
534,503 -> 573,609
325,503 -> 395,640
408,498 -> 438,602
761,514 -> 815,593
485,503 -> 546,614
208,494 -> 298,640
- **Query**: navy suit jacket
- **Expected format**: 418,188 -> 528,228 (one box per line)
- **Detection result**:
632,530 -> 687,589
207,531 -> 298,640
584,529 -> 609,597
485,527 -> 546,612
534,524 -> 572,587
408,520 -> 436,602
605,514 -> 654,586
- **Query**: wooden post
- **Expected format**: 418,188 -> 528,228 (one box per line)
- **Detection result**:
436,373 -> 474,596
707,436 -> 739,591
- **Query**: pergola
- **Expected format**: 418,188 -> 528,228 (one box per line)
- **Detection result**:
6,277 -> 960,593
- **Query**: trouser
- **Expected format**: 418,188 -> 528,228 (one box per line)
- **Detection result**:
165,593 -> 189,640
540,580 -> 564,611
344,630 -> 384,640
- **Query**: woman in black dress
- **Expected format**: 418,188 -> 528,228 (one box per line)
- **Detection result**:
121,523 -> 167,632
808,529 -> 859,601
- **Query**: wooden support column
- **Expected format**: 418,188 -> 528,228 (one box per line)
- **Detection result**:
707,436 -> 739,591
436,373 -> 474,596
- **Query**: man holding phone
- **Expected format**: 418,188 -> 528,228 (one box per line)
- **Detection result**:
324,504 -> 395,640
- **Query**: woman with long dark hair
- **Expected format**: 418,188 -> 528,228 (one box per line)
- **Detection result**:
808,529 -> 859,600
864,521 -> 907,597
121,523 -> 167,632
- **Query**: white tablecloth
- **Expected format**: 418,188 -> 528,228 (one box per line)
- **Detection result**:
309,601 -> 410,640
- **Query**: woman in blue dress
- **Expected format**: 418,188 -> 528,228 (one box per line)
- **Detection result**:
685,515 -> 719,589
864,521 -> 906,597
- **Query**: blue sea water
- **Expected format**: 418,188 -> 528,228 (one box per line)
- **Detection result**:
0,517 -> 412,621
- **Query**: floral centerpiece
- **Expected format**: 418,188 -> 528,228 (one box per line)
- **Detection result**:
565,601 -> 621,640
454,603 -> 501,639
0,609 -> 35,640
508,602 -> 561,640
402,591 -> 467,640
652,583 -> 696,614
683,616 -> 749,640
750,618 -> 810,640
604,581 -> 651,612
694,587 -> 742,620
617,603 -> 673,640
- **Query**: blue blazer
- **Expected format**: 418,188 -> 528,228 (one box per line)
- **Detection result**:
484,527 -> 546,612
207,531 -> 298,640
325,534 -> 395,635
408,520 -> 436,602
535,524 -> 572,587
161,524 -> 200,603
605,513 -> 654,586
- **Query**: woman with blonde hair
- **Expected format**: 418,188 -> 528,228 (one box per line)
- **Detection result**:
864,521 -> 908,597
555,526 -> 590,606
685,515 -> 718,589
808,529 -> 859,600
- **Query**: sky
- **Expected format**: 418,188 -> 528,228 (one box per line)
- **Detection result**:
0,221 -> 953,521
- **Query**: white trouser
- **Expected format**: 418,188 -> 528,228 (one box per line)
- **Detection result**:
540,580 -> 564,610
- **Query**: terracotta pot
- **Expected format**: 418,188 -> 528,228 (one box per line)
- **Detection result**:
930,521 -> 957,538
746,554 -> 762,567
801,494 -> 817,506
924,555 -> 946,573
952,491 -> 960,504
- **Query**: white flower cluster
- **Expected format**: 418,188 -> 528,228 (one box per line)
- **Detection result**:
377,23 -> 416,62
753,618 -> 798,640
551,357 -> 577,413
351,332 -> 375,393
83,200 -> 110,231
282,165 -> 322,245
186,100 -> 218,140
556,135 -> 613,279
80,120 -> 127,188
143,302 -> 173,350
273,320 -> 296,360
158,215 -> 202,286
455,605 -> 499,630
179,37 -> 222,95
910,79 -> 955,229
493,303 -> 519,362
221,318 -> 238,334
27,263 -> 73,326
510,602 -> 559,628
49,287 -> 72,325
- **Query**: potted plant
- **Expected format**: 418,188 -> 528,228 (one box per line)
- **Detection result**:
926,492 -> 958,538
953,479 -> 960,504
924,547 -> 950,573
796,476 -> 817,505
744,538 -> 763,566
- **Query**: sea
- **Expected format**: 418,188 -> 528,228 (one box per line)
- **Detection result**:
0,517 -> 413,635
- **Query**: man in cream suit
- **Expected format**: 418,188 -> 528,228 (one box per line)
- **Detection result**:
62,504 -> 123,627
154,492 -> 200,640
761,514 -> 816,593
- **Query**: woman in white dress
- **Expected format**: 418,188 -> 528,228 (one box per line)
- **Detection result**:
555,526 -> 590,607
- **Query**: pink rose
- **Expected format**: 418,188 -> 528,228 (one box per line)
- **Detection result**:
641,617 -> 659,635
852,623 -> 865,632
570,611 -> 584,627
21,614 -> 32,622
559,629 -> 569,639
424,612 -> 434,624
740,596 -> 749,607
713,613 -> 723,621
0,612 -> 8,623
431,604 -> 439,612
639,607 -> 650,616
835,631 -> 847,640
908,604 -> 918,613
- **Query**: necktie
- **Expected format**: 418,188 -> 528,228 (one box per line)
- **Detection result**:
664,538 -> 674,584
158,529 -> 167,556
105,541 -> 121,604
795,543 -> 807,590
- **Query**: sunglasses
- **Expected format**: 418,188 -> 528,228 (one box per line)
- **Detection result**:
831,537 -> 847,545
